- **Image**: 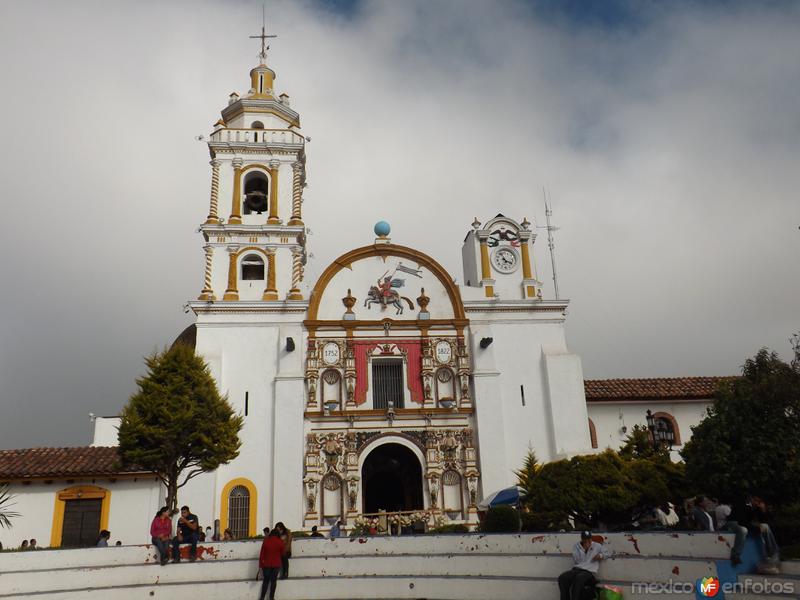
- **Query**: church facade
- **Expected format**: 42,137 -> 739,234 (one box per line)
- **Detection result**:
0,52 -> 729,549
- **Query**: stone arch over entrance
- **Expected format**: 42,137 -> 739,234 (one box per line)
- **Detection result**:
360,441 -> 425,514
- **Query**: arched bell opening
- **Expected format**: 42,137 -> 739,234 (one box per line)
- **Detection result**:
243,171 -> 269,215
361,443 -> 424,514
240,254 -> 265,281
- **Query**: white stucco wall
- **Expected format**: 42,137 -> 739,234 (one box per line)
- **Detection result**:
0,477 -> 162,549
587,400 -> 712,460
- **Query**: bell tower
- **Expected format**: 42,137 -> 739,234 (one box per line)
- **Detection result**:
196,29 -> 307,303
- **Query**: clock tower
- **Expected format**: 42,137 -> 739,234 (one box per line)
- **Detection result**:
461,214 -> 540,299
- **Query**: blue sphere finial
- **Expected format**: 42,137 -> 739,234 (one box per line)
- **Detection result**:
374,221 -> 391,237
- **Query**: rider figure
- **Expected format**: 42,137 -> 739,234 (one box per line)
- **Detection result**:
378,276 -> 393,304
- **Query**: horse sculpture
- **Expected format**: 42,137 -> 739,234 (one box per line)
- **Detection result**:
364,286 -> 415,315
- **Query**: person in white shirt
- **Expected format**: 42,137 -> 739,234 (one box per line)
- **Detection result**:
558,531 -> 607,600
714,502 -> 732,530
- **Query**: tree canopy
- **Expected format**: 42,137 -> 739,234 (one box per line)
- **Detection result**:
118,344 -> 243,512
682,347 -> 800,506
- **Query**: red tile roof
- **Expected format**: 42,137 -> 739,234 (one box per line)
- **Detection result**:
584,376 -> 736,402
0,447 -> 148,480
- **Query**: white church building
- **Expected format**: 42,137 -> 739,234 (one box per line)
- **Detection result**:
0,50 -> 730,549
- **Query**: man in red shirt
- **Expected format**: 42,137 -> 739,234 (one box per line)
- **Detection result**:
258,529 -> 285,600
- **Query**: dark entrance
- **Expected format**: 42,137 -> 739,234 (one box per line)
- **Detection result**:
61,499 -> 102,547
362,443 -> 424,513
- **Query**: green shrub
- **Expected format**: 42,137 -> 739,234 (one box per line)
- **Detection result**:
521,510 -> 571,532
481,506 -> 520,533
431,523 -> 470,534
772,502 -> 800,552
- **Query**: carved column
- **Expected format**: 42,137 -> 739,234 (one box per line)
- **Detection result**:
288,161 -> 304,226
197,244 -> 216,301
222,245 -> 239,301
262,248 -> 278,300
267,159 -> 280,224
287,247 -> 303,300
518,229 -> 538,299
478,232 -> 494,297
229,158 -> 243,224
205,159 -> 221,224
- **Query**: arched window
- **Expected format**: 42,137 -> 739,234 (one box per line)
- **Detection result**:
241,254 -> 265,280
227,485 -> 251,539
243,171 -> 269,214
588,418 -> 598,449
653,412 -> 681,446
251,121 -> 264,142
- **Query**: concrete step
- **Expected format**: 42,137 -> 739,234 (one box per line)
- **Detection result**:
0,575 -> 701,600
0,551 -> 722,596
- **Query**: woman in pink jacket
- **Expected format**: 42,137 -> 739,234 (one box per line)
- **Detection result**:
149,506 -> 172,566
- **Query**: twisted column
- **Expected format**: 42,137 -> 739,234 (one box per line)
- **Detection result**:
262,248 -> 278,300
288,161 -> 304,226
205,159 -> 220,224
287,247 -> 303,300
223,246 -> 240,301
267,159 -> 280,224
229,158 -> 243,224
197,245 -> 216,301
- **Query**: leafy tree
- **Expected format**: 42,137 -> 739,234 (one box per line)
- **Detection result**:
681,347 -> 800,506
0,483 -> 20,529
527,450 -> 638,528
118,344 -> 243,512
619,425 -> 669,461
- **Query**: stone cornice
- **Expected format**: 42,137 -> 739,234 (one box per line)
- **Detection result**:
189,300 -> 309,315
463,299 -> 569,313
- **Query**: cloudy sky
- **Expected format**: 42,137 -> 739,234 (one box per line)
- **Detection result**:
0,0 -> 798,449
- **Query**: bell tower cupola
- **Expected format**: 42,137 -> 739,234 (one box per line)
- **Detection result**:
193,23 -> 308,305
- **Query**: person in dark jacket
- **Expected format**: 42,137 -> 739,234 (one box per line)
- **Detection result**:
728,495 -> 780,571
258,529 -> 285,600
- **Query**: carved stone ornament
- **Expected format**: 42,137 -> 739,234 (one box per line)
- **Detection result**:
304,478 -> 318,512
342,289 -> 357,314
428,474 -> 440,507
347,477 -> 359,510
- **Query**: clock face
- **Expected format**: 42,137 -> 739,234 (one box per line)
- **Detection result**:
435,341 -> 452,364
491,247 -> 519,273
322,342 -> 340,365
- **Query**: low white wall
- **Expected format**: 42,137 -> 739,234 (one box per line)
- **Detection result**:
0,532 -> 742,600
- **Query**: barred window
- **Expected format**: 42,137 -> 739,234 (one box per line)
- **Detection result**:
228,485 -> 250,539
372,359 -> 404,409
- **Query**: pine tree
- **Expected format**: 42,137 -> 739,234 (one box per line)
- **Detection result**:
118,344 -> 243,512
514,449 -> 540,495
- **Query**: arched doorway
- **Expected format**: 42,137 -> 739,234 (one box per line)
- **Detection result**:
361,443 -> 424,513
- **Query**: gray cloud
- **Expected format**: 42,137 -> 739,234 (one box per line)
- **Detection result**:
0,0 -> 798,449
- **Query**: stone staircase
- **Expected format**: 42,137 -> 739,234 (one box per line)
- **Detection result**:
0,532 -> 797,600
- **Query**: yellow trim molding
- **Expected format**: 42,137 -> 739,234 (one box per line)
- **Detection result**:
50,485 -> 111,547
219,477 -> 258,537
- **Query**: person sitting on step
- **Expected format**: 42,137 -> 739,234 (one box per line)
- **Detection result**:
558,530 -> 607,600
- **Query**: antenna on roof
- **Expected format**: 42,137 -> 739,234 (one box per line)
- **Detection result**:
539,187 -> 561,300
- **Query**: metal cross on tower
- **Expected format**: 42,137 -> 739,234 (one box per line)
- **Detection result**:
250,5 -> 277,64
